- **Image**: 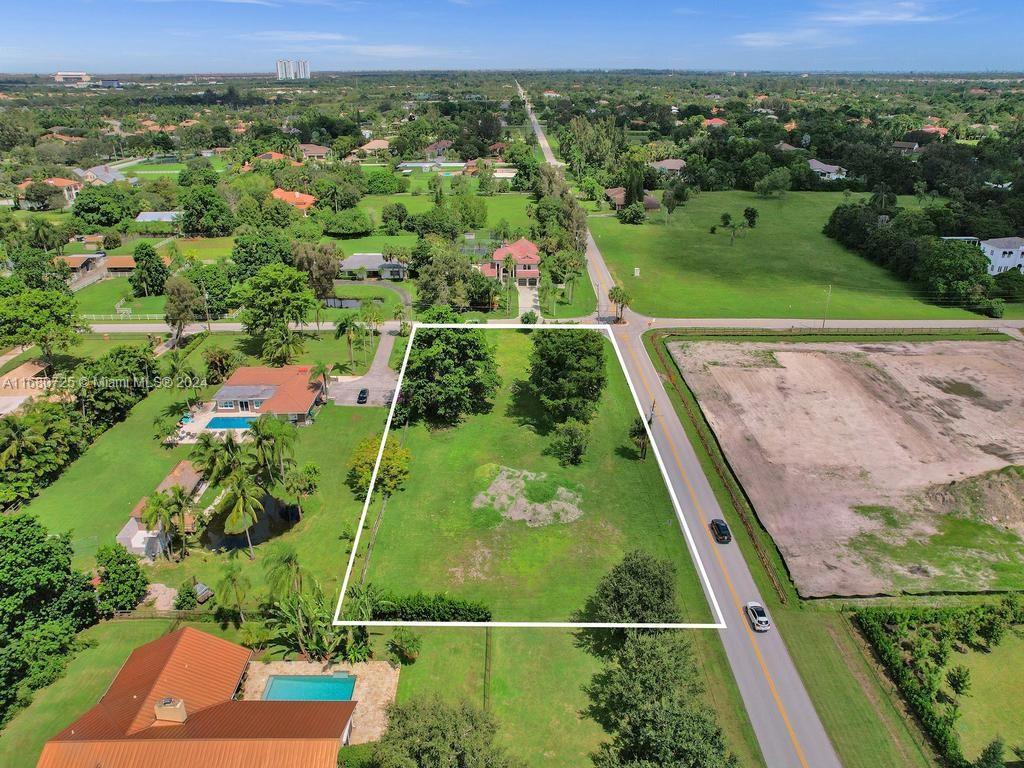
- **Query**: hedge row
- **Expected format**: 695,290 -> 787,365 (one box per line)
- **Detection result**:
373,592 -> 492,623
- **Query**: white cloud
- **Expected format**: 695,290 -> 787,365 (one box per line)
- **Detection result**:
812,1 -> 961,26
734,28 -> 843,49
347,44 -> 451,58
238,30 -> 354,41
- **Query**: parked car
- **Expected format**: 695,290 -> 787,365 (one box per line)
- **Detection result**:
710,518 -> 732,543
744,601 -> 771,632
357,388 -> 369,404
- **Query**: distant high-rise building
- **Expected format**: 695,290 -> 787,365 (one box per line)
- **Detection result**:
276,59 -> 311,80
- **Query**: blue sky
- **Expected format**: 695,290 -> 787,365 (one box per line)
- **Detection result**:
1,0 -> 1021,74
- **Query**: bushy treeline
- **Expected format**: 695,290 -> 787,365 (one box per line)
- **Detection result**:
372,592 -> 492,623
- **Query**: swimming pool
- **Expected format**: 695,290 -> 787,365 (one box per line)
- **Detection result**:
206,415 -> 257,430
262,673 -> 356,701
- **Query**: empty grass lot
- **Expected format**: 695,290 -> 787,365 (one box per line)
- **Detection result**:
0,332 -> 160,376
74,278 -> 166,316
360,329 -> 712,623
590,191 -> 1019,320
162,236 -> 234,262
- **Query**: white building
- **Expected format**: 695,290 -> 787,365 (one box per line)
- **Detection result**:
53,71 -> 90,84
979,237 -> 1024,275
808,159 -> 847,181
276,59 -> 311,80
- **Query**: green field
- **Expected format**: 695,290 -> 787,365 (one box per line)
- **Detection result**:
0,332 -> 161,376
75,278 -> 167,317
955,630 -> 1024,759
591,191 -> 1019,320
126,157 -> 228,176
543,272 -> 597,318
361,329 -> 711,623
20,332 -> 382,573
163,236 -> 234,262
65,236 -> 167,257
359,190 -> 533,234
644,329 -> 944,768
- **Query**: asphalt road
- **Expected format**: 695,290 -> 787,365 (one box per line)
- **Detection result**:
522,86 -> 841,768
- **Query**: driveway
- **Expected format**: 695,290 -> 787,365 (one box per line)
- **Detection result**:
329,329 -> 400,407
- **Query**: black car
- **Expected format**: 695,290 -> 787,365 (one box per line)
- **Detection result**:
356,388 -> 369,404
710,518 -> 732,544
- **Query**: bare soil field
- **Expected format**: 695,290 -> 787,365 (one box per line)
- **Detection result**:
671,340 -> 1024,597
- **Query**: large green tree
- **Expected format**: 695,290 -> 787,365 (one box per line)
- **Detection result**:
230,228 -> 292,282
128,241 -> 169,297
237,263 -> 317,339
0,288 -> 83,370
528,329 -> 607,424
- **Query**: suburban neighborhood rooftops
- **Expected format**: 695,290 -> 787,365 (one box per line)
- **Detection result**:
604,187 -> 661,210
775,141 -> 801,152
75,165 -> 129,184
214,366 -> 320,416
360,138 -> 390,152
58,254 -> 99,268
19,176 -> 82,190
135,211 -> 180,222
426,139 -> 453,152
104,255 -> 138,270
704,117 -> 728,127
37,627 -> 355,768
299,143 -> 330,157
339,252 -> 402,271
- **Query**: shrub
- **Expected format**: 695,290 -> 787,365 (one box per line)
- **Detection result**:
373,592 -> 491,622
547,418 -> 590,466
386,627 -> 422,665
616,201 -> 646,224
519,310 -> 538,324
95,543 -> 148,617
102,232 -> 122,250
174,582 -> 198,610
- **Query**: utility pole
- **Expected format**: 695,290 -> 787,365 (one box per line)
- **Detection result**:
822,284 -> 832,329
647,399 -> 656,426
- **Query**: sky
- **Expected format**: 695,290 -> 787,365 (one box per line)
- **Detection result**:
1,0 -> 1022,74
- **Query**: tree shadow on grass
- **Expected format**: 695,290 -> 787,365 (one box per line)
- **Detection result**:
615,443 -> 641,461
504,378 -> 555,436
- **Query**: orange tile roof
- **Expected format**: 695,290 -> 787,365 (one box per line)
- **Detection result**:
704,117 -> 728,127
37,627 -> 355,768
492,237 -> 540,265
104,256 -> 137,270
58,255 -> 99,269
217,365 -> 321,416
271,187 -> 316,211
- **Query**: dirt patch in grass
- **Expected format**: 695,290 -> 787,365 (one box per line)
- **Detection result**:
673,340 -> 1024,597
473,465 -> 583,527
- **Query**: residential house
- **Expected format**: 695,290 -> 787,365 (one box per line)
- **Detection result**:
808,159 -> 847,181
892,140 -> 921,156
339,252 -> 408,280
476,237 -> 541,287
78,233 -> 106,250
40,132 -> 84,144
212,365 -> 323,425
425,139 -> 453,159
979,237 -> 1024,275
358,138 -> 390,155
649,158 -> 686,173
74,164 -> 134,186
135,211 -> 180,223
117,461 -> 203,558
775,141 -> 801,152
17,176 -> 82,206
604,187 -> 661,211
57,254 -> 101,276
299,143 -> 331,160
36,627 -> 356,768
703,117 -> 728,128
103,252 -> 172,274
271,187 -> 317,215
488,141 -> 506,156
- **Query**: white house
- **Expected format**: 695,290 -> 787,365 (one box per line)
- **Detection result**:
808,159 -> 847,181
979,237 -> 1024,275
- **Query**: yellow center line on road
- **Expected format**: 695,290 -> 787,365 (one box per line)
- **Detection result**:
621,332 -> 811,768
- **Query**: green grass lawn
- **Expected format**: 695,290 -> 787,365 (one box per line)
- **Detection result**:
543,273 -> 598,319
0,620 -> 172,768
162,236 -> 235,262
321,233 -> 418,254
361,329 -> 711,623
127,157 -> 227,176
0,332 -> 162,376
75,278 -> 167,317
591,191 -> 998,320
321,283 -> 405,322
954,630 -> 1024,760
65,236 -> 167,257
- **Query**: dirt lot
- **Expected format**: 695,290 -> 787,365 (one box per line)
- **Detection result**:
672,340 -> 1024,597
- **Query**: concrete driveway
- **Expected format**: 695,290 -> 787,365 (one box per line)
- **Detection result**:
329,329 -> 400,407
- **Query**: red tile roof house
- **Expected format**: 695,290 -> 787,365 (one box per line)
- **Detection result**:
212,365 -> 323,425
475,237 -> 542,287
271,187 -> 317,215
703,117 -> 729,128
16,176 -> 83,206
36,627 -> 356,768
425,139 -> 453,159
299,143 -> 331,160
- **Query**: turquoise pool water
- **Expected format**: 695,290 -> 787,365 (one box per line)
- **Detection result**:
262,673 -> 356,701
206,415 -> 256,430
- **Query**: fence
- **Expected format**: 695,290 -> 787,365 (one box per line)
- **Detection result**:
82,313 -> 166,321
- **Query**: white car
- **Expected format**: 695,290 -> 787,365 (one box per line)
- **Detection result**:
744,601 -> 771,632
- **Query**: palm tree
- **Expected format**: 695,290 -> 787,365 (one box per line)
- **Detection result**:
216,559 -> 251,622
360,301 -> 383,337
392,304 -> 411,337
247,415 -> 295,485
608,285 -> 631,323
28,217 -> 59,253
164,350 -> 199,407
629,417 -> 650,460
219,471 -> 264,560
164,484 -> 196,558
284,462 -> 319,521
262,327 -> 305,366
869,183 -> 898,214
333,313 -> 360,365
502,254 -> 517,312
0,415 -> 44,470
307,360 -> 334,399
263,542 -> 305,599
190,431 -> 247,487
142,493 -> 176,560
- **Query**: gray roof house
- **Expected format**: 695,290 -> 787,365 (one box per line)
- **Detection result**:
339,253 -> 407,280
74,165 -> 137,186
649,158 -> 687,173
808,159 -> 848,180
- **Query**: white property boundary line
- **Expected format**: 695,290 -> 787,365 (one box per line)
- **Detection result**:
332,322 -> 727,630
